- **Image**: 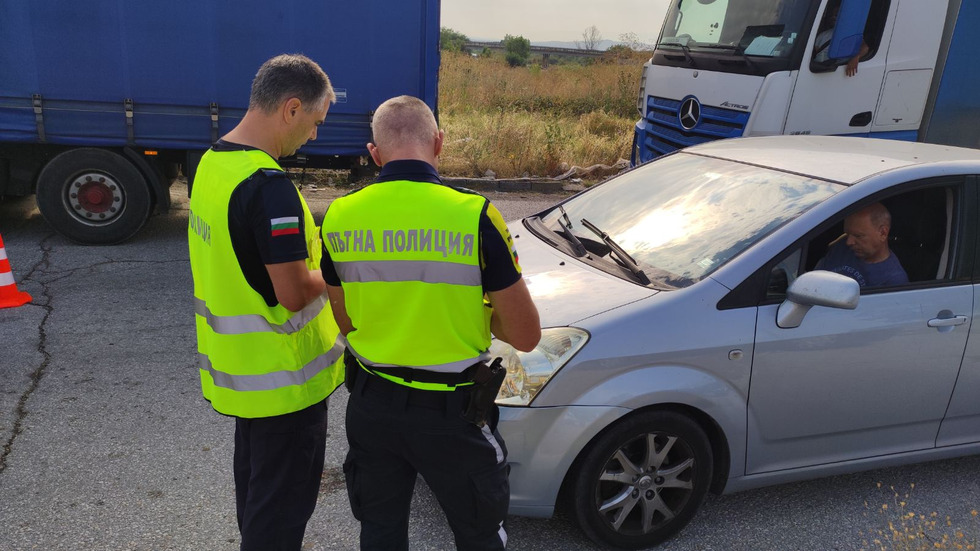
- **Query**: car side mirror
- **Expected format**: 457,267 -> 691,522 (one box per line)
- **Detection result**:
809,58 -> 840,73
776,270 -> 860,328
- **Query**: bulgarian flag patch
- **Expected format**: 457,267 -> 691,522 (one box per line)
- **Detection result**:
270,216 -> 300,236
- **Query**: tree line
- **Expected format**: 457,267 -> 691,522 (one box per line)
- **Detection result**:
440,27 -> 652,67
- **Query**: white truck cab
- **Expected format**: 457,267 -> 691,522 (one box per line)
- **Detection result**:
632,0 -> 979,165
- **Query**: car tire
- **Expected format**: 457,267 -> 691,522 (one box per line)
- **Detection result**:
571,410 -> 713,550
36,148 -> 151,245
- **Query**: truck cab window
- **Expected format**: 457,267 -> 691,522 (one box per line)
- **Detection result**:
811,0 -> 892,73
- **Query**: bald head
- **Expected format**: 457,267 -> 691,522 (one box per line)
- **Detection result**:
843,202 -> 893,263
368,96 -> 442,166
861,202 -> 892,229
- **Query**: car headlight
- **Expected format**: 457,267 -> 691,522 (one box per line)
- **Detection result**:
490,327 -> 589,406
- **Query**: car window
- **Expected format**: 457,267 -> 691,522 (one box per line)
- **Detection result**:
766,185 -> 958,297
766,248 -> 802,299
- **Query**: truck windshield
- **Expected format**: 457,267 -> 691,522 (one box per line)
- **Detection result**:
658,0 -> 813,60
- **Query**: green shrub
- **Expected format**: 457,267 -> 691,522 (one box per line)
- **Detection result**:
440,27 -> 468,52
503,34 -> 530,67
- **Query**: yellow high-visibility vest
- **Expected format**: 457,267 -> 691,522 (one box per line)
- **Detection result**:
189,148 -> 343,417
321,180 -> 490,390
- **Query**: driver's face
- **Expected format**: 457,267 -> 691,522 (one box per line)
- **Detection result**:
843,212 -> 887,261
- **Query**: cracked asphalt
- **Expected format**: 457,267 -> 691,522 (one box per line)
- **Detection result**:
2,182 -> 980,551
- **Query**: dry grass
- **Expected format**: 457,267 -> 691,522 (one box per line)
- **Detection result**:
861,483 -> 980,550
438,51 -> 646,178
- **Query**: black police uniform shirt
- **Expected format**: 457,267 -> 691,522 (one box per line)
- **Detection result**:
320,159 -> 521,293
216,140 -> 309,307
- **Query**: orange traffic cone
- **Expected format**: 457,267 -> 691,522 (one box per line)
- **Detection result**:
0,233 -> 32,309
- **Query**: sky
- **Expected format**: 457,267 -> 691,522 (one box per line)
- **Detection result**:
441,0 -> 672,44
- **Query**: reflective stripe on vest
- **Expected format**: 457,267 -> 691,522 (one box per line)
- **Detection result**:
321,180 -> 490,386
189,148 -> 343,417
334,260 -> 482,286
199,335 -> 345,391
193,295 -> 327,335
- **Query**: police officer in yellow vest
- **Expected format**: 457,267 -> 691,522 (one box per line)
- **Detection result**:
188,54 -> 344,550
320,95 -> 541,550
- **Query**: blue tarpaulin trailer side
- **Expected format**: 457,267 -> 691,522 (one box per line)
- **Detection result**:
0,0 -> 441,243
921,0 -> 980,149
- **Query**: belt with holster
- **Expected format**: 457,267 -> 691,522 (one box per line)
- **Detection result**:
344,350 -> 505,427
345,350 -> 478,387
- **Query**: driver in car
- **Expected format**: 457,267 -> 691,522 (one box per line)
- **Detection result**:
815,202 -> 909,287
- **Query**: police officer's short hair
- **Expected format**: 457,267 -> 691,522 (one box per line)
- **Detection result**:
250,54 -> 335,114
371,96 -> 438,151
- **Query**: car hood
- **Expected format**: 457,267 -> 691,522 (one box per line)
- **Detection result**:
512,221 -> 659,327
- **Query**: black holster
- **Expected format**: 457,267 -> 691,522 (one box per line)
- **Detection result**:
344,348 -> 358,392
462,357 -> 505,428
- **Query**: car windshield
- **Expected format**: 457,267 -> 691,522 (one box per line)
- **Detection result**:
539,153 -> 842,287
659,0 -> 812,58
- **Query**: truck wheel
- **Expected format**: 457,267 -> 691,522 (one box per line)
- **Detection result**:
36,148 -> 151,245
571,411 -> 713,550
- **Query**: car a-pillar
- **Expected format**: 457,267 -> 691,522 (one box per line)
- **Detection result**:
35,147 -> 169,245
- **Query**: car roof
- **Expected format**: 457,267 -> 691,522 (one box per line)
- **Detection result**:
682,136 -> 980,185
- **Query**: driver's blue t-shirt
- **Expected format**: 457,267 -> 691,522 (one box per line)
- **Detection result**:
816,242 -> 909,287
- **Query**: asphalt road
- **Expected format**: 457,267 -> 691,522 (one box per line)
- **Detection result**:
2,182 -> 980,551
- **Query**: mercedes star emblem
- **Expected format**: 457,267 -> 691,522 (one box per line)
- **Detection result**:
679,97 -> 701,131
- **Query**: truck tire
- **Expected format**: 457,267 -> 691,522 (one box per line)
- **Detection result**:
36,148 -> 151,245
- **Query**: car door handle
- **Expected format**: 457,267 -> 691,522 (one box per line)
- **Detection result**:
927,315 -> 968,328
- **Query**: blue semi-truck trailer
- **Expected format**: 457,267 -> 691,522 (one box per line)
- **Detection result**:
0,0 -> 440,244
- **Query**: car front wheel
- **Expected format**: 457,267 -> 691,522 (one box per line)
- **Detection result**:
571,410 -> 713,550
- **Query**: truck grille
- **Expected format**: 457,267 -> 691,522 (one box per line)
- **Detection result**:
640,96 -> 749,156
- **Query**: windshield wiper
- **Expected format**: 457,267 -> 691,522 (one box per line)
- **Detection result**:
580,218 -> 650,285
658,40 -> 698,68
677,42 -> 697,67
700,43 -> 763,72
558,204 -> 572,228
555,205 -> 586,257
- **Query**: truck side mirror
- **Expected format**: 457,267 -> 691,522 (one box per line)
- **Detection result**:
776,270 -> 860,328
828,0 -> 871,60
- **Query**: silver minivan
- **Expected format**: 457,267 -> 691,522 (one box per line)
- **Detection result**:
491,136 -> 980,549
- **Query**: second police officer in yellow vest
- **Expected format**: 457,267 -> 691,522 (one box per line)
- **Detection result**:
188,54 -> 344,550
321,96 -> 541,550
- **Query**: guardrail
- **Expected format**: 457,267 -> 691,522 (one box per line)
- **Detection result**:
464,41 -> 606,58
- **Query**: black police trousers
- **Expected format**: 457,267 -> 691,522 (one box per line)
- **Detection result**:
234,399 -> 328,551
344,369 -> 510,551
